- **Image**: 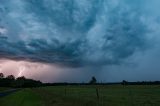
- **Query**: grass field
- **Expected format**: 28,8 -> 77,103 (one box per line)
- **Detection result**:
0,85 -> 160,106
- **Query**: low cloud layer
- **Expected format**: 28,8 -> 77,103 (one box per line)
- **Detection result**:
0,0 -> 159,67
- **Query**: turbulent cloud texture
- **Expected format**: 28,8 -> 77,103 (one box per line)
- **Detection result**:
0,0 -> 155,67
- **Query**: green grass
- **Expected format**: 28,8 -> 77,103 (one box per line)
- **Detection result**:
0,89 -> 43,106
0,85 -> 160,106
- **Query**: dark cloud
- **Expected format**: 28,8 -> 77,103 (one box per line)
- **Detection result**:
0,0 -> 151,67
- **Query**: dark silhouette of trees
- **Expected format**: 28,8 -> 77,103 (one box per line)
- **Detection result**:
4,75 -> 15,87
0,73 -> 4,78
0,73 -> 42,88
14,76 -> 26,88
17,76 -> 26,80
122,80 -> 128,86
1,72 -> 160,88
89,76 -> 97,84
121,80 -> 160,85
6,75 -> 15,80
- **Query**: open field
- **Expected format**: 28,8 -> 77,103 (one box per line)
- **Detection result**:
0,85 -> 160,106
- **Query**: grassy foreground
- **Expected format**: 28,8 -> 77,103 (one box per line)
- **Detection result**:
0,85 -> 160,106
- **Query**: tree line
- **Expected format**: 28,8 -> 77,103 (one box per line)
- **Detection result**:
0,73 -> 42,88
1,73 -> 160,88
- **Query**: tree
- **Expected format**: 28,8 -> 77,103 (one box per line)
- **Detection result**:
14,76 -> 26,87
0,73 -> 4,79
122,80 -> 128,86
6,75 -> 15,80
89,76 -> 97,84
16,76 -> 26,80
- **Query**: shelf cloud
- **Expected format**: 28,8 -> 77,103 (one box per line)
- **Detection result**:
1,0 -> 154,67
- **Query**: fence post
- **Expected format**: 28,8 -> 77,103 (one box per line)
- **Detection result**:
65,88 -> 66,96
96,88 -> 99,99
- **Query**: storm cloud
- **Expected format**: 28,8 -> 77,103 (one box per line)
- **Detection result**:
0,0 -> 157,67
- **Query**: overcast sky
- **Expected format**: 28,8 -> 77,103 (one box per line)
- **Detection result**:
0,0 -> 160,82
